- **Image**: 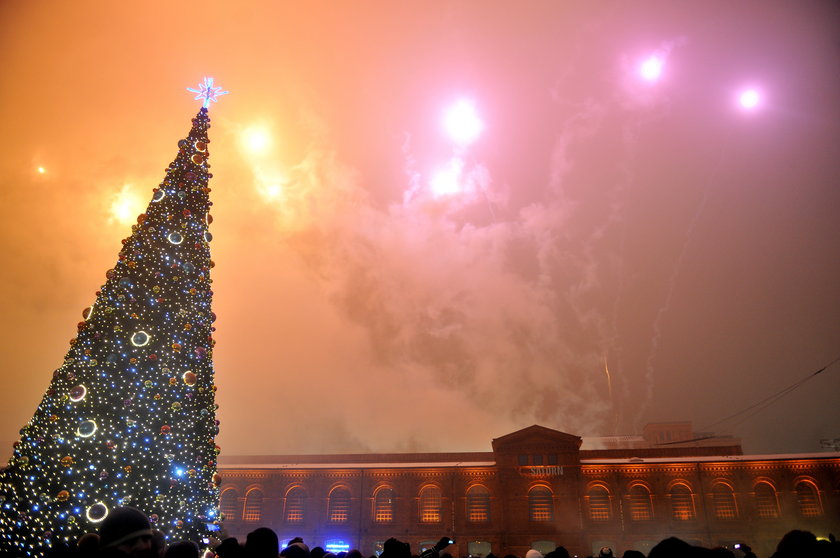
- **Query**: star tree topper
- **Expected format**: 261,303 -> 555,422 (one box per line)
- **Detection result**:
187,77 -> 229,108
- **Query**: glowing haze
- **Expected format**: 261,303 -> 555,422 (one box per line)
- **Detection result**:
0,2 -> 839,457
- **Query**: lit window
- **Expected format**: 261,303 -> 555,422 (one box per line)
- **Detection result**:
329,487 -> 351,523
754,482 -> 779,519
419,486 -> 442,523
285,487 -> 306,524
628,485 -> 652,521
528,486 -> 553,522
374,487 -> 395,523
243,489 -> 263,522
795,481 -> 822,518
587,485 -> 611,521
467,485 -> 490,523
220,488 -> 238,521
711,483 -> 737,520
669,483 -> 695,520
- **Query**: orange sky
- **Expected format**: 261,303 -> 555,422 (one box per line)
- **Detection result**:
1,1 -> 839,457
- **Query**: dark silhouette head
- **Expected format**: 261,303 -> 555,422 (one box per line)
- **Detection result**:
76,533 -> 100,554
282,541 -> 311,558
215,537 -> 243,558
98,506 -> 154,557
774,530 -> 818,557
164,541 -> 199,558
382,538 -> 411,558
649,537 -> 693,558
246,527 -> 280,558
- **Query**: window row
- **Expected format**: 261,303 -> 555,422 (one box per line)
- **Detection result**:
585,479 -> 825,522
220,478 -> 826,525
220,484 -> 554,524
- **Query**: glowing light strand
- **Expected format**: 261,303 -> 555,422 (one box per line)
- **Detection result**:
187,77 -> 229,108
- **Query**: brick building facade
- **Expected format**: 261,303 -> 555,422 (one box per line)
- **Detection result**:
216,425 -> 840,557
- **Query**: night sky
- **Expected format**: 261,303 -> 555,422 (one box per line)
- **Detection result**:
1,1 -> 838,458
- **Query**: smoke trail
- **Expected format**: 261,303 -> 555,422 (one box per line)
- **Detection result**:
635,145 -> 728,428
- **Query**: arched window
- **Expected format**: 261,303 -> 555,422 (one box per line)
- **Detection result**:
711,482 -> 737,520
219,488 -> 239,522
795,480 -> 822,518
329,487 -> 351,523
528,485 -> 553,522
373,487 -> 395,523
669,483 -> 695,520
627,484 -> 653,521
466,485 -> 490,523
285,486 -> 306,524
243,488 -> 263,522
419,485 -> 442,523
754,481 -> 779,519
587,485 -> 611,521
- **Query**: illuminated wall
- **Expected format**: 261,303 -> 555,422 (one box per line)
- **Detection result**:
217,426 -> 839,557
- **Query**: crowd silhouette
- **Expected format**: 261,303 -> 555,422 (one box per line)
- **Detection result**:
28,506 -> 839,558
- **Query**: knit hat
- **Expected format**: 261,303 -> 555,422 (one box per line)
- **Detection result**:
98,506 -> 153,548
525,550 -> 544,558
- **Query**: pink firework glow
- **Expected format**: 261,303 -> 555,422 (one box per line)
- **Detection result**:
639,55 -> 665,82
0,2 -> 838,461
444,100 -> 484,146
738,88 -> 761,110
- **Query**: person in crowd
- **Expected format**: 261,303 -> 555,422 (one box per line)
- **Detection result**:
96,507 -> 155,558
245,527 -> 280,558
76,533 -> 100,556
163,541 -> 199,558
281,540 -> 311,558
214,537 -> 243,558
770,529 -> 818,557
380,538 -> 411,558
150,531 -> 167,558
525,549 -> 542,558
598,548 -> 613,558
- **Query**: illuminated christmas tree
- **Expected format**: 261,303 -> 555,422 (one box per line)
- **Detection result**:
0,79 -> 228,555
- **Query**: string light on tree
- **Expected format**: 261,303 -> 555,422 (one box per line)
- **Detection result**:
0,79 -> 227,555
